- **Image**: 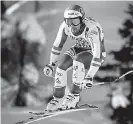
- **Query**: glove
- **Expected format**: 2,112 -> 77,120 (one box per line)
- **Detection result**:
81,77 -> 93,89
43,63 -> 55,77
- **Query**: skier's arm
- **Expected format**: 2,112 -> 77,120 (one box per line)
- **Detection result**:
49,22 -> 68,65
86,26 -> 105,78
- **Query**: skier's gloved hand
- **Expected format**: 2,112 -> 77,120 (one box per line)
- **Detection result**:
43,63 -> 55,77
81,76 -> 93,89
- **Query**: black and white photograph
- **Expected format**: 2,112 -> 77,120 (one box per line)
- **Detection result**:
1,1 -> 133,124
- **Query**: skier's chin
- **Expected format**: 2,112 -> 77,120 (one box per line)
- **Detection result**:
71,27 -> 80,35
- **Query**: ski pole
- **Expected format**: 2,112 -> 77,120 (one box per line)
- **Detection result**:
93,70 -> 133,86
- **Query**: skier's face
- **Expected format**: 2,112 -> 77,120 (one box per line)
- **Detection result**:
65,17 -> 81,34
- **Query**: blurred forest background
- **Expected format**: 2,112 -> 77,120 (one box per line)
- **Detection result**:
1,1 -> 133,124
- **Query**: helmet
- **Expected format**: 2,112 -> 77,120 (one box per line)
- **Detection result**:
64,5 -> 85,20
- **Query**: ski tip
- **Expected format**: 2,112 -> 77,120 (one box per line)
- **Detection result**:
78,104 -> 99,109
29,111 -> 45,116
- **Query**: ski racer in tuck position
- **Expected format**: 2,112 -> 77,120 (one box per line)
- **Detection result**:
43,4 -> 106,112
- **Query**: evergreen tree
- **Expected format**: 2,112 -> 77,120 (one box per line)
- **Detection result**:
102,4 -> 133,124
1,13 -> 46,106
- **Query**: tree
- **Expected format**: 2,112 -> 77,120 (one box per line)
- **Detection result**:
111,3 -> 133,99
102,4 -> 133,124
1,1 -> 7,16
1,13 -> 46,106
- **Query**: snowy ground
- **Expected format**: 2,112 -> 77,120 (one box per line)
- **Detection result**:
1,86 -> 114,124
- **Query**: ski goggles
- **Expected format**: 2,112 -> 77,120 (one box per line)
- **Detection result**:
64,18 -> 81,27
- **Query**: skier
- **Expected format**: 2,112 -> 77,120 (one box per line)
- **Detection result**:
43,4 -> 106,112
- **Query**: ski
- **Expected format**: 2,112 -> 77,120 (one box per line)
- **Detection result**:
13,104 -> 98,124
29,104 -> 98,116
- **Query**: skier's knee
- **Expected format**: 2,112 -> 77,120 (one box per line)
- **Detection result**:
58,54 -> 73,70
74,53 -> 83,63
58,63 -> 70,70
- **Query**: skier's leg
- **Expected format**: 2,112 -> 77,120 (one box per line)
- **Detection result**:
46,47 -> 75,111
71,51 -> 93,94
53,54 -> 73,98
62,50 -> 93,109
